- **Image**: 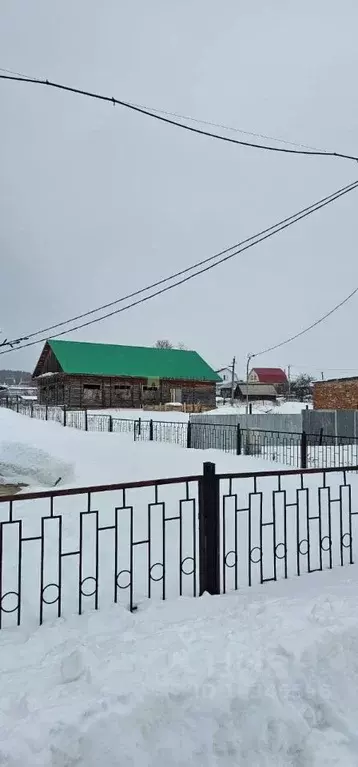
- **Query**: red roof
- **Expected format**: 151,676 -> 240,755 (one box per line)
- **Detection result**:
251,367 -> 288,384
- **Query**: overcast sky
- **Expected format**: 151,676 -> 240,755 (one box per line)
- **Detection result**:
1,0 -> 358,379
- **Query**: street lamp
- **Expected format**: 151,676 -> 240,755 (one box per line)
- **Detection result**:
246,353 -> 255,414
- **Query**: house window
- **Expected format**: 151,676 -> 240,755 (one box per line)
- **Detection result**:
142,384 -> 159,401
83,384 -> 101,404
114,384 -> 131,400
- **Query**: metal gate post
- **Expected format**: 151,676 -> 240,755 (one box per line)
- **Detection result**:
187,421 -> 192,449
300,430 -> 307,469
199,462 -> 220,596
236,424 -> 241,455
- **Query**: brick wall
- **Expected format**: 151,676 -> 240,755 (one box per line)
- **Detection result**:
313,379 -> 358,410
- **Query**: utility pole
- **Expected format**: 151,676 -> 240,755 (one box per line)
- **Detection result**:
288,365 -> 291,397
230,357 -> 236,406
246,353 -> 255,414
321,371 -> 324,381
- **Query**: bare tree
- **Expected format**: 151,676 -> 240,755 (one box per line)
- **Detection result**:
290,374 -> 315,400
155,340 -> 173,349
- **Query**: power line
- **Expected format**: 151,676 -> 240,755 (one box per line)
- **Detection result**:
1,73 -> 358,163
291,365 -> 358,373
0,67 -> 325,153
6,178 -> 358,345
0,67 -> 33,78
253,286 -> 358,358
127,101 -> 325,154
2,178 -> 358,357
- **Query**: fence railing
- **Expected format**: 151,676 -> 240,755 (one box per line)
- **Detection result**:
0,461 -> 357,629
2,399 -> 358,469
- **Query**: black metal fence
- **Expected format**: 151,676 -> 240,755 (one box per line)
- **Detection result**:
2,399 -> 358,469
0,461 -> 358,629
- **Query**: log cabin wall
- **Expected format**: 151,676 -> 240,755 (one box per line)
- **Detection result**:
36,374 -> 216,409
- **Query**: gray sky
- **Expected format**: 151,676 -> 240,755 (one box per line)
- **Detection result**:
1,0 -> 358,379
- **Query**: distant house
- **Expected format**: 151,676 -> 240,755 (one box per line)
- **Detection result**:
248,367 -> 288,393
33,339 -> 220,409
216,366 -> 239,396
237,383 -> 277,402
218,381 -> 277,402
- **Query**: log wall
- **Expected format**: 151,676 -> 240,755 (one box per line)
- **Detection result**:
35,374 -> 216,409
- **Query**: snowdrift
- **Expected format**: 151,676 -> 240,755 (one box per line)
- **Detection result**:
0,409 -> 287,489
1,566 -> 358,765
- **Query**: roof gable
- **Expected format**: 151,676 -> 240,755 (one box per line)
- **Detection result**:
33,340 -> 220,383
251,367 -> 288,384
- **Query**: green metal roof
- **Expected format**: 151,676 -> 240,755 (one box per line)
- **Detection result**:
44,339 -> 220,382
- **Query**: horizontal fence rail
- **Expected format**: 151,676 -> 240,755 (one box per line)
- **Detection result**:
0,462 -> 358,629
3,399 -> 358,469
0,473 -> 201,628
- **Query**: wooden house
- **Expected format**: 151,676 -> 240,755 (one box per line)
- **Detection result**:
33,339 -> 220,409
248,367 -> 288,394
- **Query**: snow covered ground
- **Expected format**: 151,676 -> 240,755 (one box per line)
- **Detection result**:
1,412 -> 358,764
210,400 -> 311,416
0,409 -> 286,488
89,407 -> 189,421
2,565 -> 358,765
0,409 -> 357,630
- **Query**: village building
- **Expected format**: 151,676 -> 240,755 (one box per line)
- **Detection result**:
219,381 -> 277,403
248,367 -> 288,394
32,339 -> 220,410
313,377 -> 358,410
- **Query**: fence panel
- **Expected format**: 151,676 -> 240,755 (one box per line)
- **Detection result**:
0,476 -> 200,629
218,465 -> 358,594
3,399 -> 358,470
1,463 -> 358,630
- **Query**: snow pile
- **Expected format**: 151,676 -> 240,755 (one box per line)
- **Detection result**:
0,409 -> 288,490
0,442 -> 74,487
2,566 -> 358,765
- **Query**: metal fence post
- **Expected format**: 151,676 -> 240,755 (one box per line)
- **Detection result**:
84,409 -> 88,431
63,405 -> 67,427
16,396 -> 19,413
149,419 -> 154,441
30,402 -> 34,418
199,462 -> 220,596
236,424 -> 241,455
108,415 -> 113,432
138,417 -> 141,436
45,405 -> 48,421
186,421 -> 192,449
300,430 -> 307,469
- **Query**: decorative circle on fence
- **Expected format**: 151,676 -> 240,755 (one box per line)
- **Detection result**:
298,538 -> 309,556
250,547 -> 262,564
342,533 -> 352,549
80,576 -> 97,597
320,536 -> 332,552
42,583 -> 60,605
275,542 -> 286,560
224,550 -> 237,568
180,556 -> 195,576
1,591 -> 19,613
116,570 -> 131,589
149,563 -> 164,582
